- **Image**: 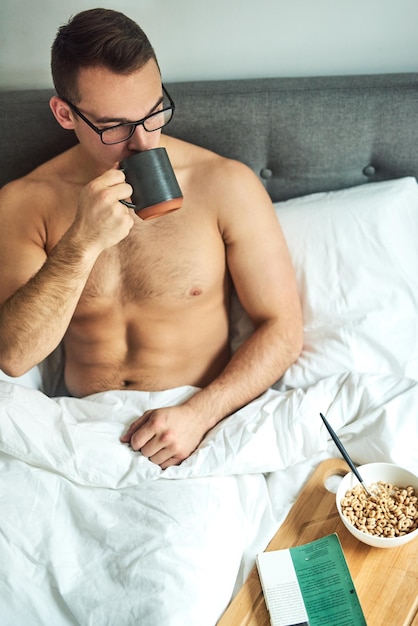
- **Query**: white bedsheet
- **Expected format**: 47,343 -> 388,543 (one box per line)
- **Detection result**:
0,372 -> 417,625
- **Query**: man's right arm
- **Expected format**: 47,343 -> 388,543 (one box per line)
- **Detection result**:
0,169 -> 134,376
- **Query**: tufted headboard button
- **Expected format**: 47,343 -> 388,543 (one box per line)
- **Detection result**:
363,165 -> 376,177
260,168 -> 273,179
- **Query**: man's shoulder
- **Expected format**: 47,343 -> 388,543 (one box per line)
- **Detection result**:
1,168 -> 53,207
163,134 -> 254,182
163,135 -> 273,234
0,175 -> 37,207
0,156 -> 67,220
0,148 -> 75,204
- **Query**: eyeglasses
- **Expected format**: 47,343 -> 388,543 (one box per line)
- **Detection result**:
62,85 -> 175,145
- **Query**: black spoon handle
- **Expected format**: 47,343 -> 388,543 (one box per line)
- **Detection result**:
320,412 -> 364,484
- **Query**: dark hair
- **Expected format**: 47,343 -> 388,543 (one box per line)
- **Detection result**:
51,8 -> 159,102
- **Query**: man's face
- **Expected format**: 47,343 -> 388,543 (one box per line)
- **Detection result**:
71,59 -> 164,170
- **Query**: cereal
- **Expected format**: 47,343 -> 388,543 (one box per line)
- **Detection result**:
340,482 -> 418,538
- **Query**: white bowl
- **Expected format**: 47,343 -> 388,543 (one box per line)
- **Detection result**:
336,462 -> 418,548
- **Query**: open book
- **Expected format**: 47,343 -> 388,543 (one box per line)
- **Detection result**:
256,534 -> 366,626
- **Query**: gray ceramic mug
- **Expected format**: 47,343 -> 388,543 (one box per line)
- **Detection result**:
120,147 -> 183,220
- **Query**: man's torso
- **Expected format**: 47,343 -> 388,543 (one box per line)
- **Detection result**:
22,137 -> 233,396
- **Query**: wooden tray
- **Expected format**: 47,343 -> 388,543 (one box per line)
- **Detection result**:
218,458 -> 418,626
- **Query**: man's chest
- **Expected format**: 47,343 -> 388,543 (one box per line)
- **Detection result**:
81,214 -> 227,304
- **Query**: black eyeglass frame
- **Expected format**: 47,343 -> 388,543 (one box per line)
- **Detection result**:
61,84 -> 175,145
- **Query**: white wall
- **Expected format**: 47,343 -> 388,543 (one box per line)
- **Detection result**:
1,0 -> 417,89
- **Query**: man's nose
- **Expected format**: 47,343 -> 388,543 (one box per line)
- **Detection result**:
127,124 -> 158,152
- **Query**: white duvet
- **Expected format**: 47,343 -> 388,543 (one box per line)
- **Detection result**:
1,372 -> 417,626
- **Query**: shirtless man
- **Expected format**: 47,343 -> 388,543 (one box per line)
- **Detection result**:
0,9 -> 303,468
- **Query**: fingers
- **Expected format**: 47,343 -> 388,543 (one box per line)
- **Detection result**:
98,167 -> 126,185
120,409 -> 189,468
88,168 -> 133,206
141,432 -> 182,463
105,169 -> 134,204
119,415 -> 147,442
159,456 -> 184,469
120,412 -> 153,447
75,168 -> 135,250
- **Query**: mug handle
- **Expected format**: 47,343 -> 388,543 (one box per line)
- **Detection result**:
119,166 -> 136,208
119,199 -> 136,209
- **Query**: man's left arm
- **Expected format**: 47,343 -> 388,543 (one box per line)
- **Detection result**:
184,160 -> 303,422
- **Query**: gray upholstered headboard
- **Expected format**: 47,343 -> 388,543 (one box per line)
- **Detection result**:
1,72 -> 417,201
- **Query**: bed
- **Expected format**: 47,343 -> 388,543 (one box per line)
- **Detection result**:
1,73 -> 418,625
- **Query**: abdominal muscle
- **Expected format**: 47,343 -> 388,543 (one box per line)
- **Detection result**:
63,297 -> 231,397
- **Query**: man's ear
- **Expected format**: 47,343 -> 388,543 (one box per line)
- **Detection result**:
49,96 -> 75,130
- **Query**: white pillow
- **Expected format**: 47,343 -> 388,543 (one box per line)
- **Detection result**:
230,177 -> 418,389
0,367 -> 42,390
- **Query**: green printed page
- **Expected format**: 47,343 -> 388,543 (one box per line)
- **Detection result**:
289,534 -> 366,626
